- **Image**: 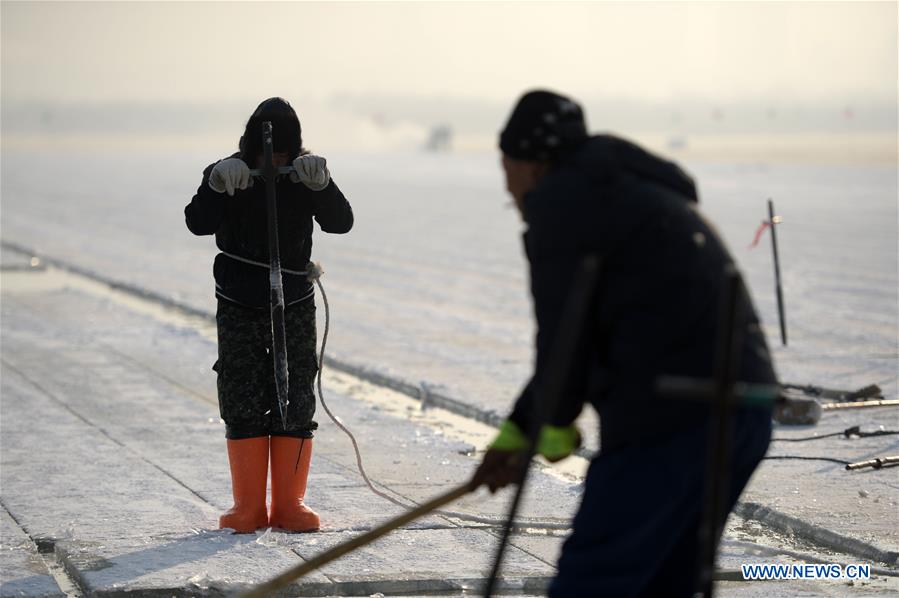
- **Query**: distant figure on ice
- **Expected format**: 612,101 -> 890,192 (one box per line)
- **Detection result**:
473,90 -> 776,596
424,124 -> 453,152
185,97 -> 353,533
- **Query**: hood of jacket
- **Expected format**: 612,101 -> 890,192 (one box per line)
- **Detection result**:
563,134 -> 698,202
238,97 -> 303,163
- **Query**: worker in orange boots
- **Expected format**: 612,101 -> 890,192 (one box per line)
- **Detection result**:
185,97 -> 354,532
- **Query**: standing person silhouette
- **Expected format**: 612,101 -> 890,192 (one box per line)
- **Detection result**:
186,97 -> 353,533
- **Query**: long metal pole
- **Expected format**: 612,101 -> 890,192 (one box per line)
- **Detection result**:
484,255 -> 602,598
821,399 -> 899,410
768,199 -> 787,346
697,266 -> 745,598
263,122 -> 290,428
238,481 -> 476,598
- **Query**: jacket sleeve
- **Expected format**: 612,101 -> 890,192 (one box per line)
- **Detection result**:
311,179 -> 354,233
184,163 -> 225,236
507,205 -> 594,434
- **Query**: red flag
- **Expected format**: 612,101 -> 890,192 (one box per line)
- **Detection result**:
749,220 -> 770,249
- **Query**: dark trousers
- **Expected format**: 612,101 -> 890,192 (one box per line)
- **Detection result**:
549,409 -> 771,597
214,297 -> 319,439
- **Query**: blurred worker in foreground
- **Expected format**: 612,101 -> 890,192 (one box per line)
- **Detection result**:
473,90 -> 776,596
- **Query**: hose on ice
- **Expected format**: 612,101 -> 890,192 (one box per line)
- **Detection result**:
309,264 -> 572,531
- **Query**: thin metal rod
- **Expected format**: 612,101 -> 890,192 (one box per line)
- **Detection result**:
483,450 -> 533,597
238,482 -> 476,598
656,378 -> 781,408
781,383 -> 882,401
263,122 -> 290,428
698,266 -> 745,598
250,165 -> 294,177
845,456 -> 899,471
484,255 -> 602,598
821,399 -> 899,410
768,199 -> 787,346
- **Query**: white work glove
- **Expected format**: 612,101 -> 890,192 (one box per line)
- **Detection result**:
208,158 -> 252,196
290,155 -> 330,191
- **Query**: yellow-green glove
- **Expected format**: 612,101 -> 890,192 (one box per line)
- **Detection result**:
489,420 -> 580,462
538,424 -> 581,462
489,420 -> 530,452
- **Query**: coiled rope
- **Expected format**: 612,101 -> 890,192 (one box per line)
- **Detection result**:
307,263 -> 571,531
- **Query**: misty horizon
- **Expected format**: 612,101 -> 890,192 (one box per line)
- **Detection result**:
4,92 -> 894,138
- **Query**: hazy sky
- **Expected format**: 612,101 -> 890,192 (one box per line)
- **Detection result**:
2,1 -> 896,106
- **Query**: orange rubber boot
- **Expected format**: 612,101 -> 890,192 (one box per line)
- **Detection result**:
219,437 -> 270,533
269,436 -> 320,532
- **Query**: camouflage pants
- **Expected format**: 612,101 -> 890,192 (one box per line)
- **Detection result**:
214,297 -> 319,439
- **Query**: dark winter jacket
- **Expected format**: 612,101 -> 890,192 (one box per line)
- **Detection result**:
185,154 -> 353,308
508,135 -> 777,451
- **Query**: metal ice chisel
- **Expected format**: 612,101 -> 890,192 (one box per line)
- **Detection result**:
249,166 -> 295,177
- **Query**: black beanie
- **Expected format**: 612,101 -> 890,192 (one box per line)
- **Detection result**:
239,97 -> 303,161
499,90 -> 588,161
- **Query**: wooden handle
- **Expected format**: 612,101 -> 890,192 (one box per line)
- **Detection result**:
239,481 -> 477,598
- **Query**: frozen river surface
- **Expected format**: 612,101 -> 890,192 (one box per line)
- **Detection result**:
2,146 -> 896,422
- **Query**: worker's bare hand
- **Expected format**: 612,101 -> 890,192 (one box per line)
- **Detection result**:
471,448 -> 527,493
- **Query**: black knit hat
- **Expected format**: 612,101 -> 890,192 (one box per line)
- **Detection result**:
499,90 -> 588,161
239,97 -> 303,161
